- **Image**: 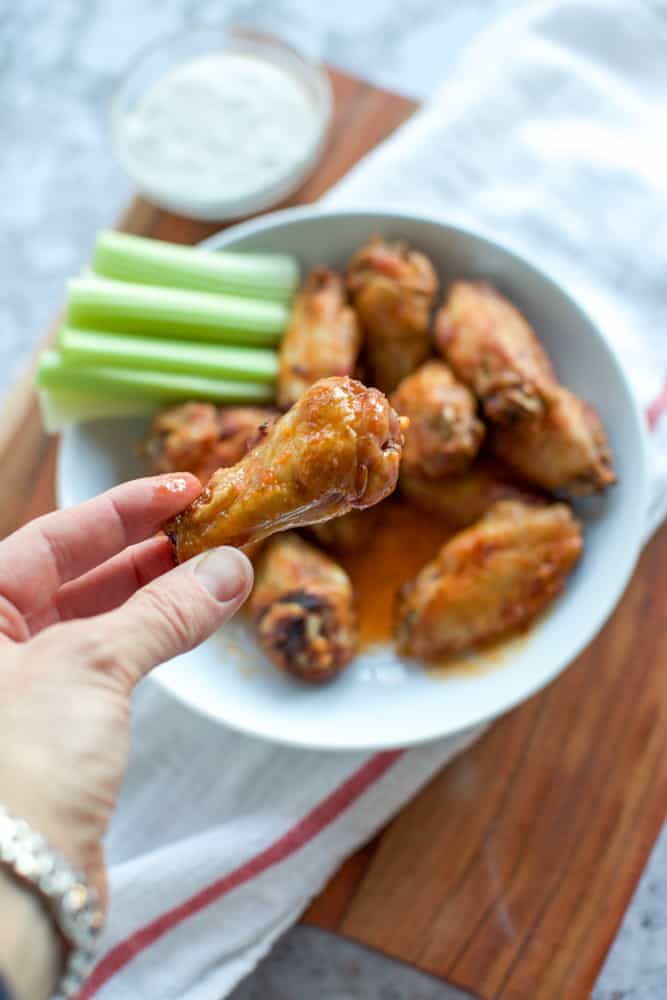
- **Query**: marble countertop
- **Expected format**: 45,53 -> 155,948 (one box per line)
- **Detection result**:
2,0 -> 665,996
1,0 -> 528,395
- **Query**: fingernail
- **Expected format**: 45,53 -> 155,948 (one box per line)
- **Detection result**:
194,548 -> 251,603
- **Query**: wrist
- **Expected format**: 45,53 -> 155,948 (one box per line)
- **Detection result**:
0,866 -> 65,1000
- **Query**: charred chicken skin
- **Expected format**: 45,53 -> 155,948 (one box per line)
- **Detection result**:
346,237 -> 438,393
164,377 -> 406,561
399,456 -> 545,530
277,268 -> 362,411
396,499 -> 583,661
491,385 -> 616,495
141,402 -> 278,484
249,532 -> 358,683
391,360 -> 485,478
435,281 -> 556,424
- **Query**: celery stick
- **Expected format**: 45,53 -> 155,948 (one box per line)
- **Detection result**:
39,389 -> 158,433
37,351 -> 275,404
93,231 -> 299,303
66,277 -> 287,345
59,328 -> 277,383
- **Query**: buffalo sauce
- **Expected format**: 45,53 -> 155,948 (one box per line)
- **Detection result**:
338,498 -> 454,647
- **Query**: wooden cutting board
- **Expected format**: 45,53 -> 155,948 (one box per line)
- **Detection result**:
7,68 -> 667,1000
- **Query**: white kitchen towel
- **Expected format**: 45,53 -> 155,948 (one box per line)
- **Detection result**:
81,2 -> 667,997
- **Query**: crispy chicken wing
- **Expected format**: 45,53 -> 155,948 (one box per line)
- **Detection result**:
396,500 -> 583,660
391,360 -> 485,478
435,281 -> 556,424
399,457 -> 544,530
141,402 -> 278,483
249,532 -> 357,683
165,377 -> 406,561
308,506 -> 380,554
277,268 -> 362,411
346,237 -> 438,393
491,385 -> 616,495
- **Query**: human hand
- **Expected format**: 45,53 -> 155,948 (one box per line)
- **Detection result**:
0,474 -> 253,912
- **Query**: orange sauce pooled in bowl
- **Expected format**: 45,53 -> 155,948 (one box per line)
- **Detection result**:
339,499 -> 454,647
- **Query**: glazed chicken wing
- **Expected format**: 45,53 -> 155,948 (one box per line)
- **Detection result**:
399,457 -> 545,530
277,268 -> 362,410
165,377 -> 406,562
491,385 -> 616,495
391,360 -> 485,478
396,500 -> 583,660
308,506 -> 381,554
435,281 -> 556,424
141,402 -> 278,483
249,532 -> 358,683
346,237 -> 438,393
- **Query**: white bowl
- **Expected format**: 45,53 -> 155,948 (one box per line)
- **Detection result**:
58,207 -> 650,750
111,27 -> 332,221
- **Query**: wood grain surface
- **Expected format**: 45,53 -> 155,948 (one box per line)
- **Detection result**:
8,67 -> 667,1000
306,520 -> 667,999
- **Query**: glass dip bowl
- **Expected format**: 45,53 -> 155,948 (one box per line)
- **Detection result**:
111,26 -> 332,221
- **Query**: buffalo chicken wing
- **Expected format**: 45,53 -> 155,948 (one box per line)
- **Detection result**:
165,377 -> 406,561
491,385 -> 616,495
396,499 -> 583,660
250,532 -> 357,683
277,268 -> 362,410
346,237 -> 438,393
141,402 -> 278,483
435,281 -> 556,424
391,360 -> 485,478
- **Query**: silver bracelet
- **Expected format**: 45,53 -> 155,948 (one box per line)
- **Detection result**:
0,803 -> 104,999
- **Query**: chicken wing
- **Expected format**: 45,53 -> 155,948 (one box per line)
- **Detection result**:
399,457 -> 544,530
346,236 -> 438,393
391,360 -> 485,478
308,506 -> 381,554
435,281 -> 556,424
164,377 -> 406,561
249,532 -> 357,683
491,385 -> 616,495
277,268 -> 362,410
396,500 -> 583,660
141,402 -> 278,483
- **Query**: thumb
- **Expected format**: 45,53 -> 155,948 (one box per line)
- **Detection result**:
78,546 -> 253,689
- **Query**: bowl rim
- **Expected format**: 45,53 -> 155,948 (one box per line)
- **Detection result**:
203,206 -> 651,744
59,205 -> 651,749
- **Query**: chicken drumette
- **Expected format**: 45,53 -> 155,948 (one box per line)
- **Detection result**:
391,360 -> 485,478
141,402 -> 278,483
396,499 -> 583,660
249,532 -> 358,683
435,280 -> 556,424
277,268 -> 362,410
346,237 -> 438,393
164,377 -> 406,561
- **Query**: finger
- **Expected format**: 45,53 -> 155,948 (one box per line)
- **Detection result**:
26,535 -> 175,631
45,547 -> 254,691
0,474 -> 201,617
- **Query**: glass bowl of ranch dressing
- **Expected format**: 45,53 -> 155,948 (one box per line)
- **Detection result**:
111,26 -> 332,220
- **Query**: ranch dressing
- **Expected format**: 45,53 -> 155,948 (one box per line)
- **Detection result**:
121,52 -> 321,203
